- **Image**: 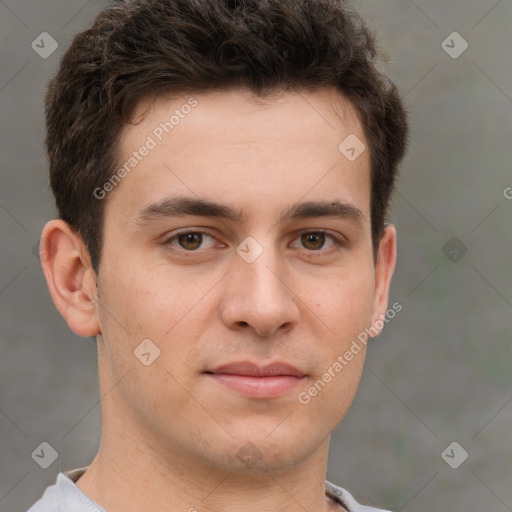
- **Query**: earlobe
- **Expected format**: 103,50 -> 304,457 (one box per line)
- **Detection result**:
40,219 -> 100,338
369,225 -> 397,337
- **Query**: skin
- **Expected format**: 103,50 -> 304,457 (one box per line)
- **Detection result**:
40,87 -> 396,512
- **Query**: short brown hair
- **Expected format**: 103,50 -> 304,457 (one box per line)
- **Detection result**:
45,0 -> 408,273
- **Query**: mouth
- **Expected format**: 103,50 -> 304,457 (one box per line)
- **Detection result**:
204,361 -> 307,399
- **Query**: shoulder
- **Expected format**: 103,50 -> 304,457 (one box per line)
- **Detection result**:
325,480 -> 393,512
26,469 -> 105,512
26,478 -> 59,512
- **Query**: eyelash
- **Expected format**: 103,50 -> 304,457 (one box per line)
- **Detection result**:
163,229 -> 346,255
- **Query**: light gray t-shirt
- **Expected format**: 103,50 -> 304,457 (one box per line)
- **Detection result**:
27,467 -> 392,512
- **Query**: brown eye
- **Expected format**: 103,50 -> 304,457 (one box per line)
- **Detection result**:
177,232 -> 204,250
290,231 -> 343,254
165,230 -> 221,254
300,232 -> 326,250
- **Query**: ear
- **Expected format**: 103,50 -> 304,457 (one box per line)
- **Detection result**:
40,219 -> 100,337
369,224 -> 397,337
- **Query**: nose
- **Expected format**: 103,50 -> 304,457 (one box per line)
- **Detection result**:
219,240 -> 301,338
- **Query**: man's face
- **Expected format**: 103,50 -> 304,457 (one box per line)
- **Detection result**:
93,88 -> 393,472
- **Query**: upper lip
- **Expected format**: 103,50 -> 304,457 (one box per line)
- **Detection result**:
207,361 -> 306,378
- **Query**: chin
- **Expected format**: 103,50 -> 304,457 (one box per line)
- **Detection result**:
216,428 -> 321,474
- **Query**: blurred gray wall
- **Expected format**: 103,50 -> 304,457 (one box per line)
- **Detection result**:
1,1 -> 510,511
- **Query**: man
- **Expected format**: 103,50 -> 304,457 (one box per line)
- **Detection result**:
29,0 -> 408,510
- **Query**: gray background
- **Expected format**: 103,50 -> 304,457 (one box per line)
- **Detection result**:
1,0 -> 511,511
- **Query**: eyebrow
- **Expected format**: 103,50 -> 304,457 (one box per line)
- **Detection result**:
134,196 -> 365,226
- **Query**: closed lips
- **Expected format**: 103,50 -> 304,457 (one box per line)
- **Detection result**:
206,361 -> 306,378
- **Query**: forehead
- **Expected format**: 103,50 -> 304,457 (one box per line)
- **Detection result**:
130,87 -> 363,146
107,87 -> 370,225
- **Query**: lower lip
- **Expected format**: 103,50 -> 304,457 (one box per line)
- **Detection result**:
206,373 -> 304,399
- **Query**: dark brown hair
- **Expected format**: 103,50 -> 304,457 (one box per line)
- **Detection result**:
45,0 -> 408,273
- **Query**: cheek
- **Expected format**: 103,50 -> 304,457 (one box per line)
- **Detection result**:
311,265 -> 376,337
95,266 -> 201,415
297,265 -> 374,413
99,262 -> 196,338
96,260 -> 220,394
